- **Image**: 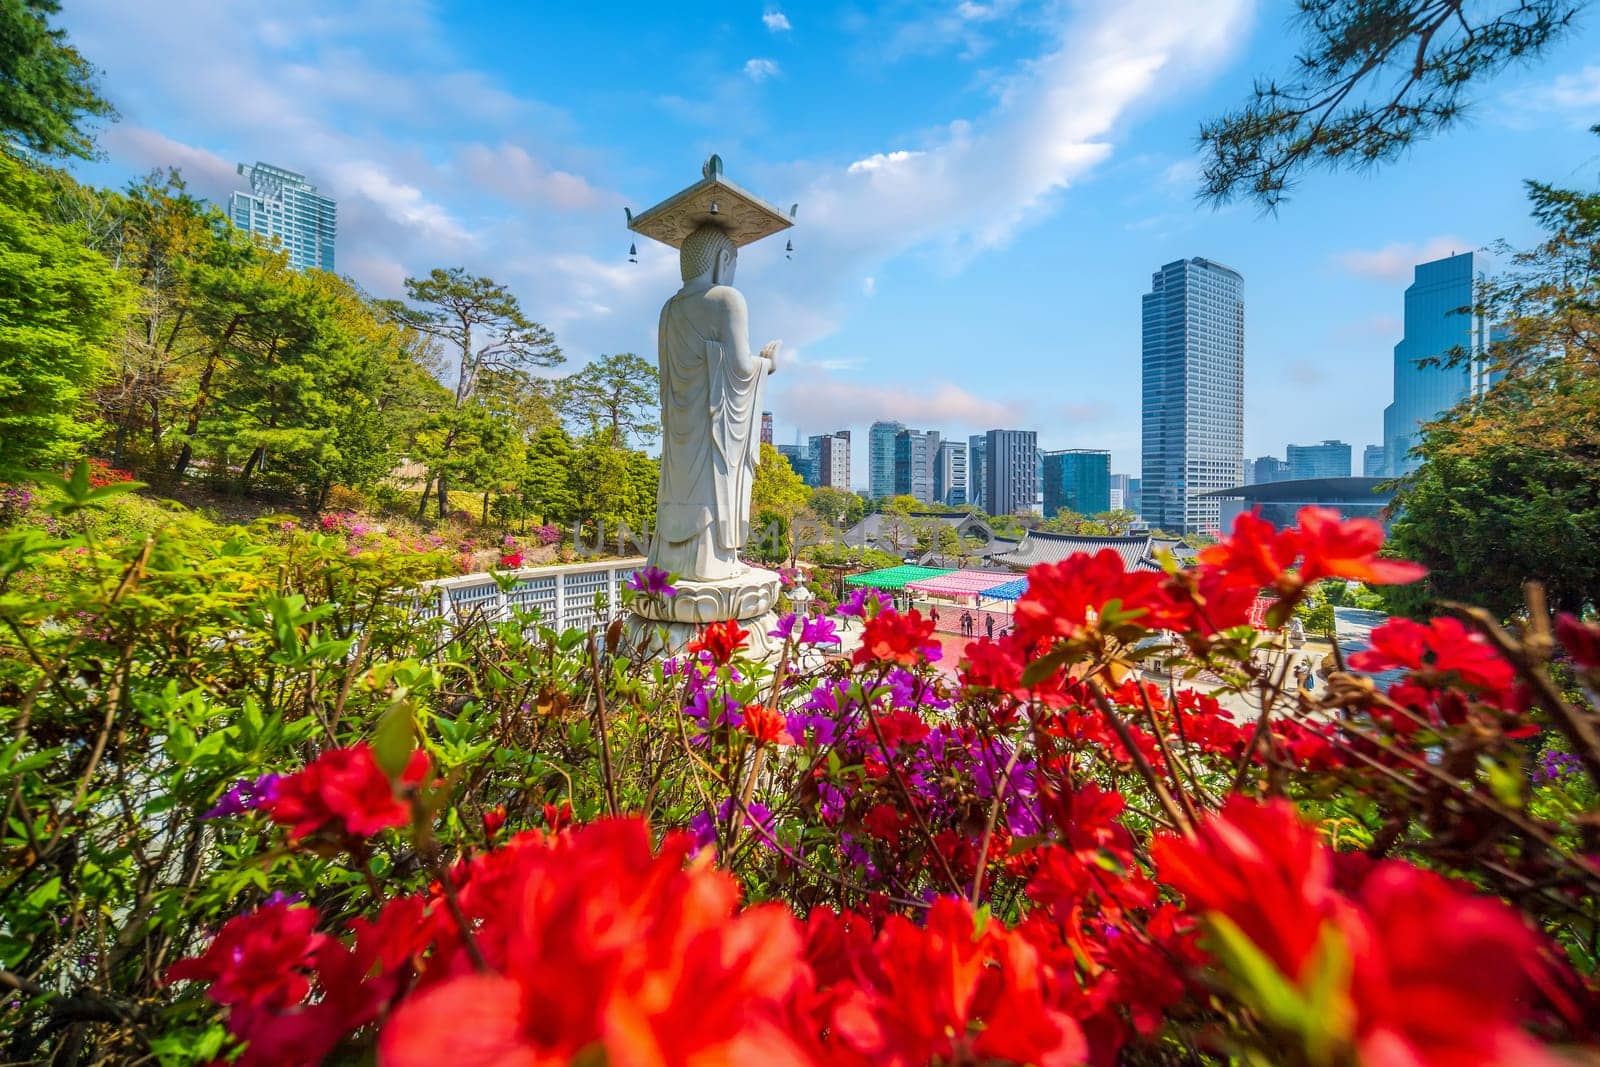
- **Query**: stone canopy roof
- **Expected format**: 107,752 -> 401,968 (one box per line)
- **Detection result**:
992,531 -> 1195,574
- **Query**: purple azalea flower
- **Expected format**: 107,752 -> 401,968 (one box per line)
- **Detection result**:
785,711 -> 838,748
263,890 -> 306,908
689,798 -> 776,852
837,586 -> 892,619
1537,749 -> 1582,782
800,616 -> 840,646
626,566 -> 677,597
202,773 -> 281,820
768,612 -> 801,641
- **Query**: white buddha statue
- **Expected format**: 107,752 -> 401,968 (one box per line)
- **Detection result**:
648,224 -> 781,582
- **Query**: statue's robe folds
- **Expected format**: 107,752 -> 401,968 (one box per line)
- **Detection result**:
648,283 -> 768,582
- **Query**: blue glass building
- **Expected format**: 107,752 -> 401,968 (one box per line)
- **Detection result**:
1381,252 -> 1490,476
1041,449 -> 1111,517
967,434 -> 987,513
1286,440 -> 1352,480
228,162 -> 337,273
868,420 -> 903,499
1141,258 -> 1245,533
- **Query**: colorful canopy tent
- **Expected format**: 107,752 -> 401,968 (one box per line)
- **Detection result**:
842,565 -> 953,592
978,577 -> 1029,602
904,569 -> 1017,599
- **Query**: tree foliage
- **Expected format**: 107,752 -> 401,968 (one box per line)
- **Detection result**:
1200,0 -> 1584,208
561,352 -> 659,447
0,152 -> 129,480
0,0 -> 114,160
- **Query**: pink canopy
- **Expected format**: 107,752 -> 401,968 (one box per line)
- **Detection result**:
905,569 -> 1018,598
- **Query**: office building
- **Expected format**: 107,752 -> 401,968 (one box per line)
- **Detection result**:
760,411 -> 773,446
892,429 -> 940,503
934,439 -> 967,506
776,444 -> 814,485
1141,257 -> 1245,533
1042,449 -> 1111,517
1382,252 -> 1493,477
1109,473 -> 1130,511
1127,477 -> 1142,518
1248,456 -> 1291,485
808,431 -> 851,489
983,429 -> 1038,517
868,420 -> 904,499
227,162 -> 337,272
968,434 -> 987,513
1362,444 -> 1386,478
1287,440 -> 1352,480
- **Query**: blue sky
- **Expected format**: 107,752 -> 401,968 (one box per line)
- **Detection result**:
63,0 -> 1600,489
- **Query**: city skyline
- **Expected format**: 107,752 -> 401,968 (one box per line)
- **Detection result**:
58,1 -> 1598,474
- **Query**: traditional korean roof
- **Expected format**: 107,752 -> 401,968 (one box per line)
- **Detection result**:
904,569 -> 1018,597
992,532 -> 1154,572
842,565 -> 954,592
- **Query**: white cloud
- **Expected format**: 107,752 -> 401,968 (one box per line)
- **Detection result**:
861,276 -> 876,296
65,0 -> 1258,398
1333,237 -> 1474,283
743,57 -> 781,81
762,9 -> 791,32
846,149 -> 926,174
1500,65 -> 1600,126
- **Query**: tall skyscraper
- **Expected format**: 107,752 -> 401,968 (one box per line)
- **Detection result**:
1362,444 -> 1386,478
760,411 -> 773,446
1141,257 -> 1245,533
968,434 -> 987,513
808,431 -> 851,489
1041,449 -> 1111,517
1286,440 -> 1352,480
868,420 -> 904,499
934,440 -> 967,506
983,429 -> 1038,517
228,162 -> 337,272
893,429 -> 940,503
1381,252 -> 1492,477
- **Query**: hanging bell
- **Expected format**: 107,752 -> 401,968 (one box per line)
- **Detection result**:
628,243 -> 638,263
785,239 -> 794,260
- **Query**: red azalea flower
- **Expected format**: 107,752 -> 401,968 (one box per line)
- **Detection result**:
1350,616 -> 1516,696
1151,797 -> 1339,981
852,608 -> 939,667
1555,613 -> 1600,671
379,818 -> 815,1067
543,801 -> 573,831
165,902 -> 326,1012
266,743 -> 430,843
1198,509 -> 1301,593
743,703 -> 794,746
1294,506 -> 1426,586
1014,550 -> 1191,647
1348,862 -> 1570,1066
482,805 -> 507,838
689,619 -> 750,664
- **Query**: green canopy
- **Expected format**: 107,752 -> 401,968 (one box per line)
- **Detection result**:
842,565 -> 954,592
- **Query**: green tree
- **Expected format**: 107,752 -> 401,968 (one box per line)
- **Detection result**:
562,352 -> 659,447
1386,164 -> 1600,618
384,268 -> 563,517
522,424 -> 578,526
808,485 -> 865,528
752,442 -> 810,514
0,0 -> 114,161
0,153 -> 129,480
1200,0 -> 1584,208
569,429 -> 656,541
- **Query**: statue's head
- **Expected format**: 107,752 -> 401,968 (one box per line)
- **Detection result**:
680,224 -> 737,286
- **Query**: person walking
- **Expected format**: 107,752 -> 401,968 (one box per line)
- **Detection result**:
985,614 -> 995,639
960,611 -> 973,636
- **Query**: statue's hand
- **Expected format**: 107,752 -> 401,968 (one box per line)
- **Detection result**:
760,340 -> 782,374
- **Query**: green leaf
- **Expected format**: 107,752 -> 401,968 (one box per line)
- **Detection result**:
372,697 -> 418,779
